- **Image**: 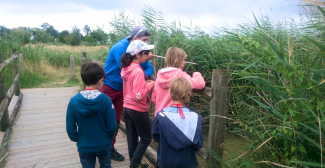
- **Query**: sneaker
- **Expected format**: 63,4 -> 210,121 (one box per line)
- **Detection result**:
111,148 -> 125,161
140,163 -> 149,168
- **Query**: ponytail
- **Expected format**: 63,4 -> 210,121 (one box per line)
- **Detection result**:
121,53 -> 136,68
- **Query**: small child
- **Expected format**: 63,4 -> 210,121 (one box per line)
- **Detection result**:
66,62 -> 117,168
152,47 -> 205,115
120,40 -> 155,168
152,77 -> 204,168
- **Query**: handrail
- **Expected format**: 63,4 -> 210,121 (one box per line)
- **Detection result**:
6,73 -> 20,102
0,54 -> 18,73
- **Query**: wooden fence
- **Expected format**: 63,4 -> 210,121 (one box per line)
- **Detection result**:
75,52 -> 229,168
0,49 -> 23,167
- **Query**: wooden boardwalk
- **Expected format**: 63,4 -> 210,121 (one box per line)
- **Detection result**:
1,87 -> 148,168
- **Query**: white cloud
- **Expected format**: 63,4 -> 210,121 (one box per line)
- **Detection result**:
0,0 -> 302,34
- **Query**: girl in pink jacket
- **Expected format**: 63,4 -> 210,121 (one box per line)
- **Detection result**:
152,47 -> 206,115
120,40 -> 155,168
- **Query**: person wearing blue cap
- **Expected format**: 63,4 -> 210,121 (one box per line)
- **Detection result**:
100,26 -> 155,163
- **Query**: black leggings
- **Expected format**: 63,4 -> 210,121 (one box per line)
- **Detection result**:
123,107 -> 152,168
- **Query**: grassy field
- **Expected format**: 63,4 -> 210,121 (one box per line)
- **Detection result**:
3,44 -> 110,89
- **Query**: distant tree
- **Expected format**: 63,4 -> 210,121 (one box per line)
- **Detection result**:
64,26 -> 81,46
84,35 -> 96,43
83,25 -> 91,36
40,23 -> 50,30
30,28 -> 42,41
46,26 -> 58,37
38,32 -> 54,43
58,30 -> 69,43
10,27 -> 32,44
91,28 -> 108,44
0,26 -> 10,37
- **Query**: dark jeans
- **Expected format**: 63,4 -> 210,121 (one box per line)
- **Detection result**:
79,149 -> 111,168
100,85 -> 124,148
123,107 -> 152,168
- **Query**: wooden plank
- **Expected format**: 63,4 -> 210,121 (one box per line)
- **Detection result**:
0,98 -> 9,131
193,87 -> 212,98
18,54 -> 23,75
0,53 -> 9,131
0,55 -> 18,73
6,73 -> 19,101
206,69 -> 229,168
70,55 -> 75,80
20,87 -> 79,92
11,54 -> 19,96
0,92 -> 23,168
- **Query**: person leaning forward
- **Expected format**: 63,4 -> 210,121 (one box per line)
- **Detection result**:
100,26 -> 156,162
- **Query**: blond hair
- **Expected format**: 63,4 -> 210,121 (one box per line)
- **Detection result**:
164,47 -> 187,68
170,77 -> 192,101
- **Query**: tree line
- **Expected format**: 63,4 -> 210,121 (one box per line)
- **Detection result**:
0,23 -> 111,46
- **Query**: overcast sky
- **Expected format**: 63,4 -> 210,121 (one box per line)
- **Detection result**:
0,0 -> 302,34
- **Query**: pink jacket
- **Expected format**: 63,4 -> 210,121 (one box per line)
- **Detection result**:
121,62 -> 154,112
152,67 -> 206,115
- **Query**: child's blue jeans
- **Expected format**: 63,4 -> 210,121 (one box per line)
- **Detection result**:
79,149 -> 111,168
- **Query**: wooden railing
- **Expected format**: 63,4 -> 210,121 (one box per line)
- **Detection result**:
0,49 -> 23,167
77,52 -> 229,168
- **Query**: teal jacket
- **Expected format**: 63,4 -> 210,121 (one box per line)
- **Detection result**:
66,93 -> 117,153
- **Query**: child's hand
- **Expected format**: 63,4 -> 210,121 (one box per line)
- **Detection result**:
148,80 -> 155,86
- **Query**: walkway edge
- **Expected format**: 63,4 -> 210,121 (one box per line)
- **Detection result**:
119,120 -> 158,168
0,92 -> 23,168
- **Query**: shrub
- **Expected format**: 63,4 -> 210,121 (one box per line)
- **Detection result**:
64,27 -> 81,46
84,35 -> 96,43
10,27 -> 31,44
38,32 -> 54,43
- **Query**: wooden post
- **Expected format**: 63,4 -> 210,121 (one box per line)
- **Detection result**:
70,55 -> 75,81
0,53 -> 9,131
19,54 -> 24,75
206,69 -> 229,168
82,52 -> 87,63
12,49 -> 20,96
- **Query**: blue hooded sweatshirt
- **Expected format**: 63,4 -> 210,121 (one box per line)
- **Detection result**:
66,92 -> 117,153
103,38 -> 154,90
152,106 -> 204,168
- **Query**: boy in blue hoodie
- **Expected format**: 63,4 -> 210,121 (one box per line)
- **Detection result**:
152,77 -> 204,168
66,62 -> 117,168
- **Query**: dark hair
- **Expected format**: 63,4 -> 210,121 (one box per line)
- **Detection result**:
120,50 -> 150,68
80,62 -> 106,86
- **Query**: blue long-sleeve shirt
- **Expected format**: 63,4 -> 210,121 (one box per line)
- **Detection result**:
66,92 -> 117,153
104,38 -> 154,90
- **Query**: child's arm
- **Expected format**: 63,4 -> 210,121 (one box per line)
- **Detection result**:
152,117 -> 160,142
151,88 -> 156,104
132,69 -> 154,101
140,61 -> 154,77
106,97 -> 117,138
193,115 -> 204,151
194,134 -> 204,151
66,101 -> 78,142
181,71 -> 206,90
